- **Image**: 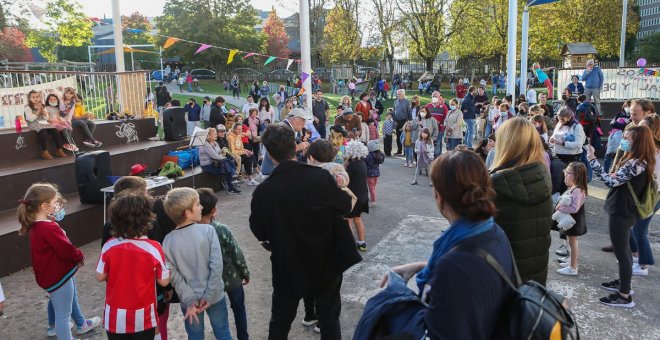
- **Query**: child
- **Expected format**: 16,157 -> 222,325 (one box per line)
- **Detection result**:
531,114 -> 549,142
344,140 -> 370,251
307,139 -> 357,207
18,183 -> 101,339
400,121 -> 414,167
197,188 -> 250,340
24,90 -> 66,160
73,93 -> 102,148
556,162 -> 588,276
162,188 -> 231,339
367,118 -> 379,141
178,76 -> 185,92
96,192 -> 171,339
411,128 -> 435,186
418,80 -> 425,95
604,117 -> 627,173
45,93 -> 77,152
365,140 -> 384,207
382,110 -> 395,156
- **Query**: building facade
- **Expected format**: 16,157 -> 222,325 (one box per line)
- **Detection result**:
638,0 -> 660,39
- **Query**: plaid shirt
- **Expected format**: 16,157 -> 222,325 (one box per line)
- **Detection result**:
382,119 -> 395,135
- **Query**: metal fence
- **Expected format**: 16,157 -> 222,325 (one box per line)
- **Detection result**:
0,70 -> 149,130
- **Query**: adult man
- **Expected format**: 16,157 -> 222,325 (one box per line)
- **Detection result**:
449,73 -> 456,94
455,82 -> 467,102
276,85 -> 288,110
334,108 -> 362,137
183,98 -> 201,136
393,89 -> 411,155
209,96 -> 227,129
461,86 -> 477,148
312,90 -> 330,139
426,91 -> 448,157
538,93 -> 553,118
474,87 -> 489,114
250,124 -> 359,340
491,73 -> 499,95
391,73 -> 401,98
581,59 -> 604,114
260,108 -> 310,176
242,96 -> 259,116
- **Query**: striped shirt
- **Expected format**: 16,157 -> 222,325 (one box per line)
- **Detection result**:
96,237 -> 169,334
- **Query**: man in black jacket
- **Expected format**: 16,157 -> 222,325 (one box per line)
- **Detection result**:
250,125 -> 359,340
462,86 -> 477,148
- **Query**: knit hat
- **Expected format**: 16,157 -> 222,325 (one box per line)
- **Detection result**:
344,140 -> 368,160
367,140 -> 380,152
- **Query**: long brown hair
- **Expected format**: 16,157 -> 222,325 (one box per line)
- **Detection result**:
641,114 -> 660,149
17,183 -> 63,235
616,125 -> 657,182
566,162 -> 588,196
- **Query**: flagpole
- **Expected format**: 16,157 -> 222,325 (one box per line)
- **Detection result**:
300,0 -> 312,111
506,0 -> 518,96
619,0 -> 628,68
111,0 -> 125,72
520,6 -> 530,95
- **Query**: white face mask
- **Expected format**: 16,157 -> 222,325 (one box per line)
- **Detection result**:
500,111 -> 507,116
624,107 -> 630,114
431,97 -> 439,104
420,112 -> 427,118
48,102 -> 58,107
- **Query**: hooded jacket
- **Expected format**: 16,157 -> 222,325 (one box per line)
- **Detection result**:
491,162 -> 553,285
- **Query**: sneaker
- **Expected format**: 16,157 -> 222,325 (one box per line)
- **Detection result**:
557,266 -> 578,276
633,263 -> 648,276
246,179 -> 260,186
302,316 -> 318,326
555,245 -> 569,256
601,245 -> 614,252
63,144 -> 75,152
559,262 -> 570,268
47,321 -> 74,337
557,256 -> 569,263
77,317 -> 101,335
70,144 -> 79,152
93,140 -> 103,147
633,256 -> 639,264
228,189 -> 241,195
599,292 -> 635,308
82,140 -> 96,148
357,242 -> 368,252
600,279 -> 635,295
411,181 -> 418,185
403,162 -> 408,167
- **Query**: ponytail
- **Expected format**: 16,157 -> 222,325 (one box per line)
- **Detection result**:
17,183 -> 61,235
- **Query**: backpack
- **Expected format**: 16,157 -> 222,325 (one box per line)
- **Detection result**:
581,103 -> 597,124
627,178 -> 659,219
457,245 -> 580,340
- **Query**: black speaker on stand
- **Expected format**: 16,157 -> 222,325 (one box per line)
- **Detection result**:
163,107 -> 187,141
75,150 -> 111,204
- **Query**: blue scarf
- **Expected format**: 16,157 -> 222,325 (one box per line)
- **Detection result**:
416,217 -> 494,293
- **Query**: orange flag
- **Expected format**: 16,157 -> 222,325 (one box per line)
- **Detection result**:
163,37 -> 179,49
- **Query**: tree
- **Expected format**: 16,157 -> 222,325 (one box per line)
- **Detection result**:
0,27 -> 32,61
396,0 -> 470,71
321,1 -> 361,65
634,32 -> 660,64
24,0 -> 93,62
122,12 -> 156,45
263,8 -> 290,58
372,0 -> 398,77
158,0 -> 265,80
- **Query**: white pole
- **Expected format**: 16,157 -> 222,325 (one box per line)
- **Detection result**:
520,7 -> 529,96
299,0 -> 312,111
506,0 -> 518,96
87,46 -> 92,64
111,0 -> 125,72
159,47 -> 164,77
131,51 -> 134,71
619,0 -> 628,68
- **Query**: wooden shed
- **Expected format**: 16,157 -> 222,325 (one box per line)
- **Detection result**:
561,43 -> 598,69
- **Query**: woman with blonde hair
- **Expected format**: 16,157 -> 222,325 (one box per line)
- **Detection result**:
490,117 -> 553,285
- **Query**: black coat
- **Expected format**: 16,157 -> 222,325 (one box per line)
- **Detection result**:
347,159 -> 369,203
209,105 -> 226,129
250,161 -> 358,298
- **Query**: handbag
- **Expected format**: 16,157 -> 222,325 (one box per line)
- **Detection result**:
626,179 -> 659,219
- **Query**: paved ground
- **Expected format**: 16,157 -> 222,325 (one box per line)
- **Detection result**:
1,150 -> 659,339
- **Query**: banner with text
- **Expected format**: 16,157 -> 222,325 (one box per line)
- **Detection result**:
557,68 -> 660,101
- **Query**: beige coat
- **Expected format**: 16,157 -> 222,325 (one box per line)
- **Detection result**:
444,109 -> 463,139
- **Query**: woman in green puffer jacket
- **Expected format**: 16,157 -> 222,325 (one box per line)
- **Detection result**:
489,117 -> 554,285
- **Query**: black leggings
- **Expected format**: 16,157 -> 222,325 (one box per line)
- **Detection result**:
609,213 -> 637,294
36,129 -> 63,151
240,154 -> 253,176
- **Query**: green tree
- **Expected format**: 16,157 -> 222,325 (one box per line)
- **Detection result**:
158,0 -> 265,79
263,8 -> 290,58
634,32 -> 660,64
24,0 -> 93,62
372,0 -> 398,77
321,1 -> 361,65
122,12 -> 156,45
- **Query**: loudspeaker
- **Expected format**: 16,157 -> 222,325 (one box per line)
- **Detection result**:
163,107 -> 187,141
75,150 -> 112,204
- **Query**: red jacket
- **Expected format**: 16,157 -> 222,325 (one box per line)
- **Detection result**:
29,220 -> 84,292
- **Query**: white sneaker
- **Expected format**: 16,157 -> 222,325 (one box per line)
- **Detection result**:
557,256 -> 569,263
557,266 -> 578,276
632,263 -> 648,276
559,262 -> 570,268
633,256 -> 639,264
246,179 -> 260,186
47,321 -> 74,337
77,317 -> 101,335
555,244 -> 569,256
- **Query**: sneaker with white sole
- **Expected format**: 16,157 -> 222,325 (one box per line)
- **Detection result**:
246,179 -> 260,186
82,140 -> 96,148
555,244 -> 569,256
633,256 -> 639,264
77,317 -> 101,335
632,263 -> 648,276
557,256 -> 569,263
599,292 -> 635,308
47,321 -> 74,337
302,315 -> 318,326
559,262 -> 570,268
557,266 -> 578,276
314,325 -> 320,333
601,279 -> 635,295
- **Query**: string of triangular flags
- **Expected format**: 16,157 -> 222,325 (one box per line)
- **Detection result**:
624,68 -> 660,83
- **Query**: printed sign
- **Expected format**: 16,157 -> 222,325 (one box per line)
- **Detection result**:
557,68 -> 660,101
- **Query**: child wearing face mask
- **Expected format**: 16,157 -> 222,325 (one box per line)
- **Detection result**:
493,103 -> 513,132
18,183 -> 101,339
45,94 -> 78,152
531,115 -> 549,142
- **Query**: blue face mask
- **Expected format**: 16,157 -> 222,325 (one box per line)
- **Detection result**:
449,105 -> 456,110
51,207 -> 65,222
620,139 -> 631,152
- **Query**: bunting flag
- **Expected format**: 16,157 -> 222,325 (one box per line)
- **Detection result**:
242,52 -> 256,60
301,72 -> 310,83
286,59 -> 294,71
163,37 -> 179,49
264,56 -> 277,65
127,28 -> 144,34
227,49 -> 239,64
298,87 -> 306,96
195,44 -> 212,55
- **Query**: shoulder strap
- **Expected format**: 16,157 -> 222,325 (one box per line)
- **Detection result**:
452,243 -> 522,290
627,181 -> 641,206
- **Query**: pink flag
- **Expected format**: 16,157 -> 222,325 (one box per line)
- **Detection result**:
242,52 -> 256,60
195,44 -> 212,54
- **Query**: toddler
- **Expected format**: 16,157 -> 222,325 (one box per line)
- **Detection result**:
555,162 -> 588,276
365,140 -> 384,207
411,128 -> 435,186
382,110 -> 395,156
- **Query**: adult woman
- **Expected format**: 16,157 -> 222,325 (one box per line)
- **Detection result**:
24,90 -> 66,159
258,97 -> 275,124
561,88 -> 578,113
444,99 -> 464,151
228,122 -> 258,186
260,80 -> 270,99
374,150 -> 515,339
550,107 -> 586,164
411,106 -> 438,143
354,92 -> 372,123
250,80 -> 260,100
566,75 -> 584,98
410,95 -> 421,120
280,99 -> 294,121
199,127 -> 240,194
587,125 -> 655,308
490,117 -> 553,284
243,109 -> 262,171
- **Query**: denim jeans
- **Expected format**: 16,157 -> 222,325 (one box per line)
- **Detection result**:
49,277 -> 77,339
463,119 -> 476,148
227,286 -> 249,340
580,149 -> 593,183
629,200 -> 659,265
404,146 -> 414,164
187,82 -> 193,92
261,150 -> 275,175
48,277 -> 85,328
390,84 -> 399,99
603,153 -> 615,173
181,296 -> 232,340
446,138 -> 462,151
434,131 -> 444,157
484,122 -> 493,139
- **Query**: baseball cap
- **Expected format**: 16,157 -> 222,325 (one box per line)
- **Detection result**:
288,108 -> 308,119
129,164 -> 148,176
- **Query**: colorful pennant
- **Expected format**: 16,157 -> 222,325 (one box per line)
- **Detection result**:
163,37 -> 179,49
286,59 -> 294,71
195,44 -> 212,54
301,72 -> 310,83
227,49 -> 239,64
242,52 -> 256,60
264,56 -> 276,65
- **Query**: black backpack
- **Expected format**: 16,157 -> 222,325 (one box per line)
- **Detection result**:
459,246 -> 580,340
581,102 -> 597,124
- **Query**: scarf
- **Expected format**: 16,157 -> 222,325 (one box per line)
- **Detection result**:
416,217 -> 494,294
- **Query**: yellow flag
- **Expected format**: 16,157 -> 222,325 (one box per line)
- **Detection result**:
227,49 -> 239,64
163,37 -> 179,49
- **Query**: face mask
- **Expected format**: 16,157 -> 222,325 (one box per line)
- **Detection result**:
624,107 -> 630,114
449,105 -> 456,110
432,97 -> 439,104
49,102 -> 58,107
500,111 -> 507,116
52,208 -> 66,222
562,95 -> 569,101
420,112 -> 427,118
620,139 -> 631,152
